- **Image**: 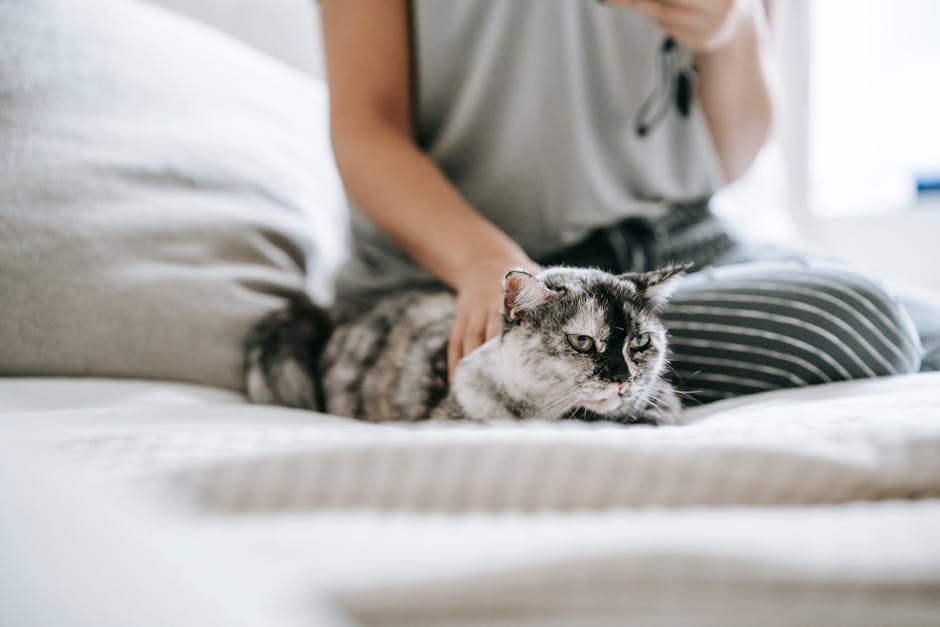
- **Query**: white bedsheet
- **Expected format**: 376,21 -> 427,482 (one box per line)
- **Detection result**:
2,374 -> 940,626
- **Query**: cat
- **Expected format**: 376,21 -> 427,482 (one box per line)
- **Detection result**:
244,264 -> 688,425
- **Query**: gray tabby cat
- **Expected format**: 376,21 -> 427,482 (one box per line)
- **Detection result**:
245,265 -> 688,425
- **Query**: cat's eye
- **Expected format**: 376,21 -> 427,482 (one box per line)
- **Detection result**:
629,333 -> 651,350
567,334 -> 595,353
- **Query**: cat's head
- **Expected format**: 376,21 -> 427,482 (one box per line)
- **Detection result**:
498,264 -> 687,422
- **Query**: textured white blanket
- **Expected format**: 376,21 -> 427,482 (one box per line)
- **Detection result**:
3,374 -> 940,626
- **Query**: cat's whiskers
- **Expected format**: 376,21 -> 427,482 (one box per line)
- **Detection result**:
538,386 -> 584,420
499,384 -> 577,420
652,379 -> 700,405
645,391 -> 671,413
540,392 -> 581,419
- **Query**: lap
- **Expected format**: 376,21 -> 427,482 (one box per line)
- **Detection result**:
336,205 -> 931,405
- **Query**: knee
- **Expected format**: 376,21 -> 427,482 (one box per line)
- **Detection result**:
780,263 -> 922,376
672,260 -> 923,381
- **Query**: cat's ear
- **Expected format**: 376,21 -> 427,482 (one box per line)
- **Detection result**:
503,268 -> 558,321
619,263 -> 692,309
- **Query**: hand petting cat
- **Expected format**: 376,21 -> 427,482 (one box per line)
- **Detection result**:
447,255 -> 542,383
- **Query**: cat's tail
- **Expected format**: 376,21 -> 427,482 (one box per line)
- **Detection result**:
243,293 -> 333,411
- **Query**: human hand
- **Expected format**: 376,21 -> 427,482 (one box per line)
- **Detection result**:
611,0 -> 759,53
448,257 -> 542,382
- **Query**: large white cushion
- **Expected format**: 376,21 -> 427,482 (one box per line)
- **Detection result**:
0,0 -> 344,390
144,0 -> 326,78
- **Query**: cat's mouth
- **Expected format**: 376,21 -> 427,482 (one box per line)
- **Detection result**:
579,385 -> 624,413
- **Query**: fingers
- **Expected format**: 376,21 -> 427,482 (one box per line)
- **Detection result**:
447,312 -> 466,383
461,313 -> 486,362
447,255 -> 539,383
628,0 -> 702,31
448,299 -> 505,383
448,306 -> 486,383
624,0 -> 679,21
623,0 -> 724,14
620,0 -> 737,51
484,309 -> 502,344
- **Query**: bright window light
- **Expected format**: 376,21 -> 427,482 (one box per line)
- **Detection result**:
810,0 -> 940,216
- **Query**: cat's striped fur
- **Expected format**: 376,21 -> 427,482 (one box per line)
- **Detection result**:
245,265 -> 687,425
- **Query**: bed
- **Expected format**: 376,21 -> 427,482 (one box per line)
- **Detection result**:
3,373 -> 940,626
2,1 -> 939,625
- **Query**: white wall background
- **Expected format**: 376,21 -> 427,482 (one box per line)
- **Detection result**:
776,0 -> 940,291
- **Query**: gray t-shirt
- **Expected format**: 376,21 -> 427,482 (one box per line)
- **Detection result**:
336,0 -> 724,304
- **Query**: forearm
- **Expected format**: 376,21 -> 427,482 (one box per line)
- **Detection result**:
696,1 -> 779,182
331,120 -> 532,289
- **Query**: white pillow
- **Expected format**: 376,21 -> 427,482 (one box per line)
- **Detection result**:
144,0 -> 327,78
0,0 -> 345,390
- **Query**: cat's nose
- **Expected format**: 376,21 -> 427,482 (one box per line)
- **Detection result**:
611,372 -> 630,384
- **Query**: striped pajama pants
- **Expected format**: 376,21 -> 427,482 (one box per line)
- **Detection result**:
540,204 -> 924,405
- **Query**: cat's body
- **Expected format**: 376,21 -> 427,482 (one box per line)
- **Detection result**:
245,266 -> 686,425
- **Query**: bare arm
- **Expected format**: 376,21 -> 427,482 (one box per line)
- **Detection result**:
320,0 -> 539,379
619,0 -> 779,182
696,1 -> 778,182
